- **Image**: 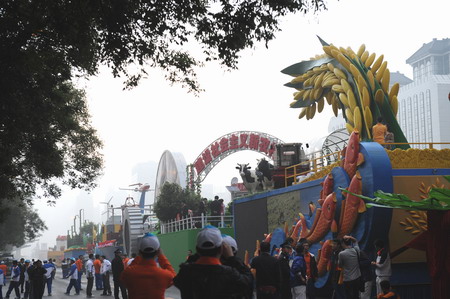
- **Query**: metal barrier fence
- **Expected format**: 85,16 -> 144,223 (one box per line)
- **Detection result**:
160,214 -> 234,234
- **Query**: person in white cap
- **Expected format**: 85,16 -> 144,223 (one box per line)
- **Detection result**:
174,226 -> 253,299
63,258 -> 80,295
121,233 -> 175,299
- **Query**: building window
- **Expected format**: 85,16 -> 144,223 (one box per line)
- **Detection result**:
443,54 -> 449,75
426,60 -> 432,77
426,90 -> 432,142
407,97 -> 413,143
434,56 -> 444,75
419,93 -> 426,148
413,95 -> 419,148
400,99 -> 407,134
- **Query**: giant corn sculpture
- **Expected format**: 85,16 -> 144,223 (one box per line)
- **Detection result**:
282,37 -> 409,148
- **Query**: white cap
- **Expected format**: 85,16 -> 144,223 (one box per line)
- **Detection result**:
222,235 -> 238,252
139,233 -> 160,253
197,226 -> 223,249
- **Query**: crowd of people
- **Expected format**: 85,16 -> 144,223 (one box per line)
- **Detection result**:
0,258 -> 56,299
0,228 -> 397,299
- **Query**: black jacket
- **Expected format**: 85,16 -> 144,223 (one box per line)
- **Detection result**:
111,256 -> 124,281
174,256 -> 253,299
250,252 -> 281,290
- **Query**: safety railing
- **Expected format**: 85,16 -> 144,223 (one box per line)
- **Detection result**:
284,150 -> 341,187
160,214 -> 234,234
284,142 -> 450,187
378,142 -> 450,149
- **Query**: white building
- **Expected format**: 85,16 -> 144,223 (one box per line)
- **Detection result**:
397,38 -> 450,149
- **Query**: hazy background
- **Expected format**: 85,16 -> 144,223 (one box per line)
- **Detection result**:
24,0 -> 449,255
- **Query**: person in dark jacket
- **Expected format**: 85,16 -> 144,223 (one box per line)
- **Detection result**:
329,239 -> 345,299
290,244 -> 307,299
221,235 -> 254,299
19,258 -> 25,294
251,241 -> 281,299
302,241 -> 318,299
279,244 -> 293,299
28,260 -> 47,299
174,226 -> 253,299
111,249 -> 128,299
359,250 -> 374,299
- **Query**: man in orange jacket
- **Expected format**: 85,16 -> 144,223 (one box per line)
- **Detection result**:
121,233 -> 175,299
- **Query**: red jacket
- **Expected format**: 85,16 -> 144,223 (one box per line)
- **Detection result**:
121,254 -> 175,299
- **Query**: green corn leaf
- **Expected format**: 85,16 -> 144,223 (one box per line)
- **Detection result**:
373,190 -> 412,201
427,188 -> 450,204
317,35 -> 330,46
290,98 -> 316,108
281,57 -> 335,76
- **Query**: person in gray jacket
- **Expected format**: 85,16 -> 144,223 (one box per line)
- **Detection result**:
371,239 -> 391,295
338,235 -> 361,299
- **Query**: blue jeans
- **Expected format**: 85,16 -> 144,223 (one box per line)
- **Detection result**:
95,273 -> 103,290
44,277 -> 53,294
77,271 -> 83,289
0,285 -> 3,299
66,278 -> 80,294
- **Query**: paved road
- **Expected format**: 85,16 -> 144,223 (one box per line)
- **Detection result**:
47,269 -> 181,299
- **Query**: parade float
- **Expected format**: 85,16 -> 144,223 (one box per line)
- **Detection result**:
233,38 -> 450,298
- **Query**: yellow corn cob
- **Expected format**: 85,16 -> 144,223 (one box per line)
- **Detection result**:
332,84 -> 345,93
323,46 -> 333,56
339,93 -> 349,107
349,64 -> 361,78
309,102 -> 316,119
322,78 -> 340,88
391,95 -> 398,115
334,68 -> 347,80
327,63 -> 335,72
375,61 -> 388,82
345,108 -> 354,123
299,108 -> 307,119
314,72 -> 325,89
347,89 -> 357,111
360,51 -> 369,63
371,54 -> 384,73
364,53 -> 376,68
332,98 -> 339,117
389,83 -> 400,100
364,106 -> 373,131
375,89 -> 385,106
353,106 -> 362,133
346,122 -> 354,134
317,98 -> 325,113
356,44 -> 366,57
381,68 -> 390,93
362,86 -> 370,108
341,79 -> 352,93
